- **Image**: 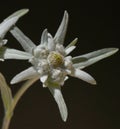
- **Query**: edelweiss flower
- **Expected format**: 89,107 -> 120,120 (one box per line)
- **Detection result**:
0,9 -> 118,121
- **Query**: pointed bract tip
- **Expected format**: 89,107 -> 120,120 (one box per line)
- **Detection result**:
41,28 -> 48,45
41,28 -> 48,37
4,8 -> 29,21
72,38 -> 78,45
64,10 -> 68,15
13,8 -> 29,18
43,28 -> 48,33
10,77 -> 19,84
62,115 -> 68,122
75,37 -> 78,41
64,10 -> 69,19
19,8 -> 29,16
10,80 -> 15,85
92,80 -> 97,85
87,77 -> 97,85
111,48 -> 119,53
105,48 -> 119,57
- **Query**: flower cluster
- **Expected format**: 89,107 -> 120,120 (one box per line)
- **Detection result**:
0,9 -> 118,121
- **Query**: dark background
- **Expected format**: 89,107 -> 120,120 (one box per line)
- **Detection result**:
0,0 -> 120,129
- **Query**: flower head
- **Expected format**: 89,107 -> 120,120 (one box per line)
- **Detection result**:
0,10 -> 118,121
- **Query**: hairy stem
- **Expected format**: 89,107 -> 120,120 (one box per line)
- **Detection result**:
1,115 -> 11,129
1,77 -> 38,129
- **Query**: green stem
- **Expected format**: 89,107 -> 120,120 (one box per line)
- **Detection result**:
1,114 -> 12,129
1,77 -> 38,129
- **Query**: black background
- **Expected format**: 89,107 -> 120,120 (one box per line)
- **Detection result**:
0,0 -> 120,129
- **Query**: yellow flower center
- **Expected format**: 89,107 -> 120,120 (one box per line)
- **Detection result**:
48,51 -> 64,67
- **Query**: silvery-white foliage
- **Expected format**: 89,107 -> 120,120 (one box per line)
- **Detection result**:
0,9 -> 29,41
0,9 -> 118,121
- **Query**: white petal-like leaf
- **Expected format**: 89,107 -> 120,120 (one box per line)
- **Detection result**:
48,86 -> 68,122
40,75 -> 48,83
0,73 -> 13,111
11,67 -> 38,84
65,38 -> 78,49
0,9 -> 29,39
65,46 -> 76,55
0,17 -> 18,38
40,29 -> 48,45
10,26 -> 36,53
73,48 -> 119,69
47,33 -> 55,51
4,9 -> 29,21
0,47 -> 31,61
72,69 -> 96,85
54,11 -> 69,44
